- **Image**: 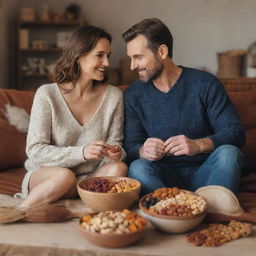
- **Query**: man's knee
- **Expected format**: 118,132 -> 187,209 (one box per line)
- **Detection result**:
213,145 -> 243,166
128,158 -> 155,177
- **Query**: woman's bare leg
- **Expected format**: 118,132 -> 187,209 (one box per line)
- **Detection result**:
92,161 -> 128,177
19,167 -> 78,208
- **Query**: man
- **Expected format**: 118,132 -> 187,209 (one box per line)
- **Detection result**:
122,18 -> 245,194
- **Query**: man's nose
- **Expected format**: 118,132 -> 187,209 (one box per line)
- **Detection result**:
130,59 -> 137,71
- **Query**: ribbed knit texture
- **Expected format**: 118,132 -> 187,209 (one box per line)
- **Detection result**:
25,83 -> 124,175
124,66 -> 245,165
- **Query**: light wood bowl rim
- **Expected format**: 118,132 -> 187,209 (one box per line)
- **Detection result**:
77,176 -> 141,195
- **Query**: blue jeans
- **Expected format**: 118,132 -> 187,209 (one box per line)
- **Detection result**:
128,145 -> 244,194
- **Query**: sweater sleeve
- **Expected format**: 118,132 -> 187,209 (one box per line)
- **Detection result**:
26,87 -> 85,168
124,91 -> 148,163
204,78 -> 245,148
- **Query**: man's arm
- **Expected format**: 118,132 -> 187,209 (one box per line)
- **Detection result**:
124,92 -> 147,163
204,78 -> 245,148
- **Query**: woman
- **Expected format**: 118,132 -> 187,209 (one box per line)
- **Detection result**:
17,25 -> 127,208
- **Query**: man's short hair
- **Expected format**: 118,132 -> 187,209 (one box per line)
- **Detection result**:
122,18 -> 173,58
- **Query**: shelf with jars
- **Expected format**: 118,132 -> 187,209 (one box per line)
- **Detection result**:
17,20 -> 82,90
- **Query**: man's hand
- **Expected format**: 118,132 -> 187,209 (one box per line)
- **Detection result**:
164,135 -> 214,156
139,138 -> 165,161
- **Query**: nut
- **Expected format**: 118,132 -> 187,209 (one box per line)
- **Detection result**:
187,220 -> 252,247
80,210 -> 147,235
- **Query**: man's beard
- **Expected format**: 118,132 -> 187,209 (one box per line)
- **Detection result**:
138,58 -> 163,83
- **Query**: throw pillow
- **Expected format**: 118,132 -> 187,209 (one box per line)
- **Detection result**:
4,104 -> 30,133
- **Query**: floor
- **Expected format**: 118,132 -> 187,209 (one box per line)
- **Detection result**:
0,219 -> 255,256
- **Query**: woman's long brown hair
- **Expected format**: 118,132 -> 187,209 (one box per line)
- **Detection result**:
52,25 -> 112,91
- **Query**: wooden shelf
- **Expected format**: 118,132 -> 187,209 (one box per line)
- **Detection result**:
21,74 -> 50,78
220,77 -> 256,91
19,20 -> 82,28
20,48 -> 61,52
16,19 -> 81,90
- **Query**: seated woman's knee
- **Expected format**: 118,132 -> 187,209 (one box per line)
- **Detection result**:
105,162 -> 128,176
53,167 -> 77,187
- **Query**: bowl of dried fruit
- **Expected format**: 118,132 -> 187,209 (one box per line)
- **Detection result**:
77,177 -> 141,211
139,187 -> 207,233
79,209 -> 148,248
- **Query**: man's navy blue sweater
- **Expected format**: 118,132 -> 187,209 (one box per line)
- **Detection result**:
124,67 -> 245,166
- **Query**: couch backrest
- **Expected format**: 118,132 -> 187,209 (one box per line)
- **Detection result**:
0,80 -> 255,172
0,89 -> 34,170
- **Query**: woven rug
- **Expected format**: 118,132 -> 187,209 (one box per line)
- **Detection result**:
0,194 -> 94,223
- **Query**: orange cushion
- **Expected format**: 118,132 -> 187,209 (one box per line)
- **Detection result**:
0,119 -> 27,170
228,90 -> 256,172
0,89 -> 34,170
0,167 -> 26,195
228,90 -> 256,130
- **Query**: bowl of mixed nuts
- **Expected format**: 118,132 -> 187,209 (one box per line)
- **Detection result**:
79,209 -> 148,248
139,187 -> 207,233
77,177 -> 141,211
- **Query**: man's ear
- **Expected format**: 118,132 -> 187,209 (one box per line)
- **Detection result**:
158,44 -> 168,60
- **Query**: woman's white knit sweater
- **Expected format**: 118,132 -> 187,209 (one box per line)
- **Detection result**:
24,83 -> 124,175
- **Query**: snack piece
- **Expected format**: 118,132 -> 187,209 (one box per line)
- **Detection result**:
80,209 -> 147,234
81,178 -> 137,193
187,220 -> 252,247
142,187 -> 206,217
80,178 -> 115,192
108,180 -> 137,193
108,145 -> 120,153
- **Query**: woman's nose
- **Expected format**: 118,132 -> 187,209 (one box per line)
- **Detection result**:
103,56 -> 109,66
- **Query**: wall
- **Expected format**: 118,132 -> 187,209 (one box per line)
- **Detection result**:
2,0 -> 256,87
0,0 -> 20,88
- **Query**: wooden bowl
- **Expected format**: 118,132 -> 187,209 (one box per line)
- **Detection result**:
77,176 -> 141,212
79,224 -> 147,248
139,191 -> 207,233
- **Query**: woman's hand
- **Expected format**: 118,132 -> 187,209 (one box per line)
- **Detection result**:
83,141 -> 109,160
106,144 -> 122,161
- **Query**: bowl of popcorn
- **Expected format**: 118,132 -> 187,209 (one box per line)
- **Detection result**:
79,209 -> 148,248
77,177 -> 141,211
139,187 -> 207,233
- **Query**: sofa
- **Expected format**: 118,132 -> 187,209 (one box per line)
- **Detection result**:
0,79 -> 256,206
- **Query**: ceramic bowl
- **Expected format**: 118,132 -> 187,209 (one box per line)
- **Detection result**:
139,190 -> 207,233
79,224 -> 146,248
79,210 -> 148,248
77,176 -> 141,212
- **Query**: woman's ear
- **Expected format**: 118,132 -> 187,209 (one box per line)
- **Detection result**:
158,44 -> 168,60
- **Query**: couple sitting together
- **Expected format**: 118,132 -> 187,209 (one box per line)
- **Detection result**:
16,18 -> 245,209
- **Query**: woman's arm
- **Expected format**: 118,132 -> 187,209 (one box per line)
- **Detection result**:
26,86 -> 85,168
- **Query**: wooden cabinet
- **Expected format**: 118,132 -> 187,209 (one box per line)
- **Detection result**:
16,21 -> 82,90
220,77 -> 256,91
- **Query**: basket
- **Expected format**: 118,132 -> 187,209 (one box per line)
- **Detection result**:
217,50 -> 247,78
